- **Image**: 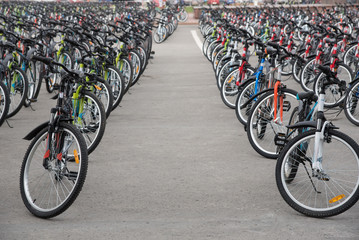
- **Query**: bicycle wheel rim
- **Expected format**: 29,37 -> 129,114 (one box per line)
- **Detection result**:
248,90 -> 298,158
105,67 -> 124,107
6,68 -> 28,117
345,80 -> 359,125
0,82 -> 9,125
278,131 -> 359,214
21,127 -> 85,214
26,63 -> 36,100
73,93 -> 105,152
314,65 -> 352,107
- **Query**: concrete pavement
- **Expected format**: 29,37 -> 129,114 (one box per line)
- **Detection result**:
1,25 -> 359,240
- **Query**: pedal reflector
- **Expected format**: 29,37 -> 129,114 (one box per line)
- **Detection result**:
329,194 -> 345,204
94,85 -> 102,90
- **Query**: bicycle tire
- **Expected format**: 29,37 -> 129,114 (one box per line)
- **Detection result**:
93,80 -> 114,119
24,60 -> 37,107
73,91 -> 106,154
20,122 -> 88,219
129,50 -> 143,86
220,67 -> 255,109
235,74 -> 267,126
344,79 -> 359,126
104,66 -> 125,110
246,88 -> 298,159
0,81 -> 9,127
6,66 -> 28,118
313,63 -> 353,108
300,57 -> 318,92
276,129 -> 359,218
117,57 -> 133,93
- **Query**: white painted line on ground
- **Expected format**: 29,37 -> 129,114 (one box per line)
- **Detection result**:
191,30 -> 202,51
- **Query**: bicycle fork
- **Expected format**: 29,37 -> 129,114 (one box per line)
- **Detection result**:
311,93 -> 330,181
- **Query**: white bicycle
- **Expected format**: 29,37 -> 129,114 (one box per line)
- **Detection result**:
275,65 -> 359,218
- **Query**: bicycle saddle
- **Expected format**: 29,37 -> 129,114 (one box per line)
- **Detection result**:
265,46 -> 277,55
297,91 -> 318,102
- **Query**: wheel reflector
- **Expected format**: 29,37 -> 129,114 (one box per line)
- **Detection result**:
74,149 -> 79,164
228,76 -> 234,84
329,194 -> 345,204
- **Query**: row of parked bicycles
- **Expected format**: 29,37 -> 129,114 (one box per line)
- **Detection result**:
200,4 -> 359,218
149,2 -> 188,43
0,1 -> 180,219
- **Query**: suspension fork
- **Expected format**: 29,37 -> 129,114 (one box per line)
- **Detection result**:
312,92 -> 326,174
43,107 -> 58,169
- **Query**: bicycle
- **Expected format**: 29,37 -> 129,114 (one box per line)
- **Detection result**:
276,65 -> 359,218
20,55 -> 88,219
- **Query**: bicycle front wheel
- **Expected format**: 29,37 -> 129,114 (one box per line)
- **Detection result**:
313,63 -> 353,108
221,67 -> 255,109
117,57 -> 133,93
73,91 -> 106,154
0,81 -> 9,126
246,88 -> 298,159
344,79 -> 359,126
20,122 -> 88,218
24,60 -> 37,107
6,67 -> 28,118
104,66 -> 125,110
276,129 -> 359,218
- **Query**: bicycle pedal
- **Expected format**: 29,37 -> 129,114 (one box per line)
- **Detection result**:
282,101 -> 291,112
149,56 -> 154,59
274,133 -> 287,147
86,123 -> 99,133
65,171 -> 78,181
51,94 -> 59,100
29,98 -> 37,103
151,51 -> 155,54
313,171 -> 330,181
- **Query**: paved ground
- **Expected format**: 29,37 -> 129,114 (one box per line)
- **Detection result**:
1,25 -> 359,240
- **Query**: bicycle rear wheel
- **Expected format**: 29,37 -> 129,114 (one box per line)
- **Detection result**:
220,67 -> 254,109
276,129 -> 359,218
24,61 -> 37,107
20,122 -> 88,218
